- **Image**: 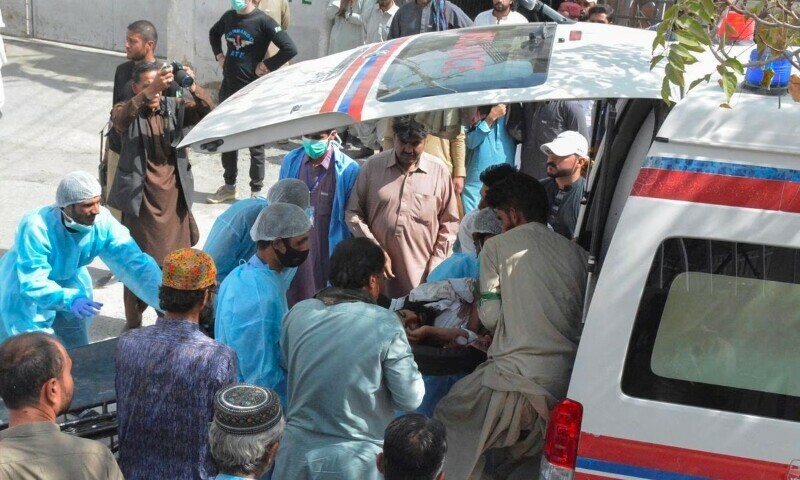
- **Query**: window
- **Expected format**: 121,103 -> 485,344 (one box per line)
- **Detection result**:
622,238 -> 800,421
376,24 -> 555,102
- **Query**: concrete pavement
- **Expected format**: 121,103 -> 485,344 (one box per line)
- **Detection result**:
0,37 -> 294,341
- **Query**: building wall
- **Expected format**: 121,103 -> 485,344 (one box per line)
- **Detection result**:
1,0 -> 333,87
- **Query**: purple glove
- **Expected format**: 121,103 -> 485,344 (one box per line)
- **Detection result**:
70,297 -> 103,319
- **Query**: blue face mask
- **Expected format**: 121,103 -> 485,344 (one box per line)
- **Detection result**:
231,0 -> 248,11
302,137 -> 329,160
62,210 -> 93,234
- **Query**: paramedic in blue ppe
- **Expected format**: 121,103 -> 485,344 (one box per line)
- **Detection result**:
214,202 -> 312,404
0,171 -> 162,348
278,128 -> 360,307
427,208 -> 502,283
204,178 -> 311,284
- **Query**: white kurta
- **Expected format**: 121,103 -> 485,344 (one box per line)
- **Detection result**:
435,222 -> 588,479
473,9 -> 529,26
327,0 -> 367,55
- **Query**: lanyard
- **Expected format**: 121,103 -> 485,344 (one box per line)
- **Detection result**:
305,163 -> 327,192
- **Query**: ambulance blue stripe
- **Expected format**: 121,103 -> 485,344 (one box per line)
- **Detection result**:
643,156 -> 800,183
336,42 -> 394,114
576,457 -> 713,480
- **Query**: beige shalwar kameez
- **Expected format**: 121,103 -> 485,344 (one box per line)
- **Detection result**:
434,222 -> 588,479
345,150 -> 459,298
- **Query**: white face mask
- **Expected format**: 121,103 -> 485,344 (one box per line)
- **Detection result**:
62,210 -> 93,233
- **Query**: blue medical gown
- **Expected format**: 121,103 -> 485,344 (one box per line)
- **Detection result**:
214,255 -> 296,403
462,119 -> 517,214
426,252 -> 479,283
203,197 -> 267,284
0,206 -> 162,342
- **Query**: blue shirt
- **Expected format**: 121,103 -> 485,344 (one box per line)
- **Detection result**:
272,288 -> 424,480
116,318 -> 237,480
0,206 -> 162,341
279,147 -> 360,258
215,255 -> 296,404
426,252 -> 479,283
204,197 -> 268,284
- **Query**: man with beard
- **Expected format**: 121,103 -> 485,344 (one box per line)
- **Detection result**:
106,21 -> 178,221
108,62 -> 214,329
0,333 -> 123,479
435,173 -> 588,479
215,203 -> 312,404
116,248 -> 237,480
346,116 -> 459,299
474,0 -> 528,25
0,172 -> 162,347
539,131 -> 588,239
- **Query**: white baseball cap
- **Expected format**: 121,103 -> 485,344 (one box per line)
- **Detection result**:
540,131 -> 589,158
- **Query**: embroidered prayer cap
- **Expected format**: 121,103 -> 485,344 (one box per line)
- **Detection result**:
213,384 -> 283,435
162,248 -> 217,291
267,179 -> 310,210
56,171 -> 102,208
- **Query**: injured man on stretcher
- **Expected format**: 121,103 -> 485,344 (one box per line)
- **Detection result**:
391,278 -> 492,352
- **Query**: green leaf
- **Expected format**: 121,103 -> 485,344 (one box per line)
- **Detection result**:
683,55 -> 699,65
671,43 -> 694,58
650,54 -> 665,70
663,4 -> 680,22
696,6 -> 713,23
666,63 -> 686,87
700,0 -> 715,18
683,41 -> 707,53
669,49 -> 686,72
685,17 -> 710,42
761,68 -> 775,88
688,73 -> 712,90
661,77 -> 672,104
722,72 -> 738,100
727,58 -> 745,76
675,31 -> 702,48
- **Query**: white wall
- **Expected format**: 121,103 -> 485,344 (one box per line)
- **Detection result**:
0,0 -> 332,88
169,0 -> 332,89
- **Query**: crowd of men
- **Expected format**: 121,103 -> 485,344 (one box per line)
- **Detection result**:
0,0 -> 609,478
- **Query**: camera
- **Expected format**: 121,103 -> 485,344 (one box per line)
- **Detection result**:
164,62 -> 194,89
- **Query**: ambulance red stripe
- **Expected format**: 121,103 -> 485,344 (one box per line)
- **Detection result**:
577,434 -> 787,479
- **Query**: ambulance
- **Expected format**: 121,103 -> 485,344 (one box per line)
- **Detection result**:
180,22 -> 800,479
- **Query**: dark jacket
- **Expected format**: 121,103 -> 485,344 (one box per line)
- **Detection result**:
108,90 -> 213,217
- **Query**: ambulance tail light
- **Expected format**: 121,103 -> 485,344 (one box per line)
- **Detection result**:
540,399 -> 583,480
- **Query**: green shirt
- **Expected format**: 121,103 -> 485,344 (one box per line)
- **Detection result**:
0,421 -> 123,480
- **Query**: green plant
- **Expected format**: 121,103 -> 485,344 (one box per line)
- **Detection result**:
651,0 -> 800,106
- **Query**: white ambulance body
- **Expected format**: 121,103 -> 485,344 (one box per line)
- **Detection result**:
180,22 -> 800,479
543,86 -> 800,479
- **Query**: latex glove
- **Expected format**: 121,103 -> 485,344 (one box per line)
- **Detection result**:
70,297 -> 103,320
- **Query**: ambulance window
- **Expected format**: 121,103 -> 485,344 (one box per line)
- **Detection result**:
376,24 -> 555,102
622,238 -> 800,422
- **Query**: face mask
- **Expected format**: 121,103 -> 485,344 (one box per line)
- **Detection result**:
62,210 -> 92,233
231,0 -> 248,11
275,240 -> 310,268
302,137 -> 329,160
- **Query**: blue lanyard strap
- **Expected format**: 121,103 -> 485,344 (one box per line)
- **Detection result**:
305,162 -> 328,192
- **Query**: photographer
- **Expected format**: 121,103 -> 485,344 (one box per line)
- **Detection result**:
108,62 -> 215,329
